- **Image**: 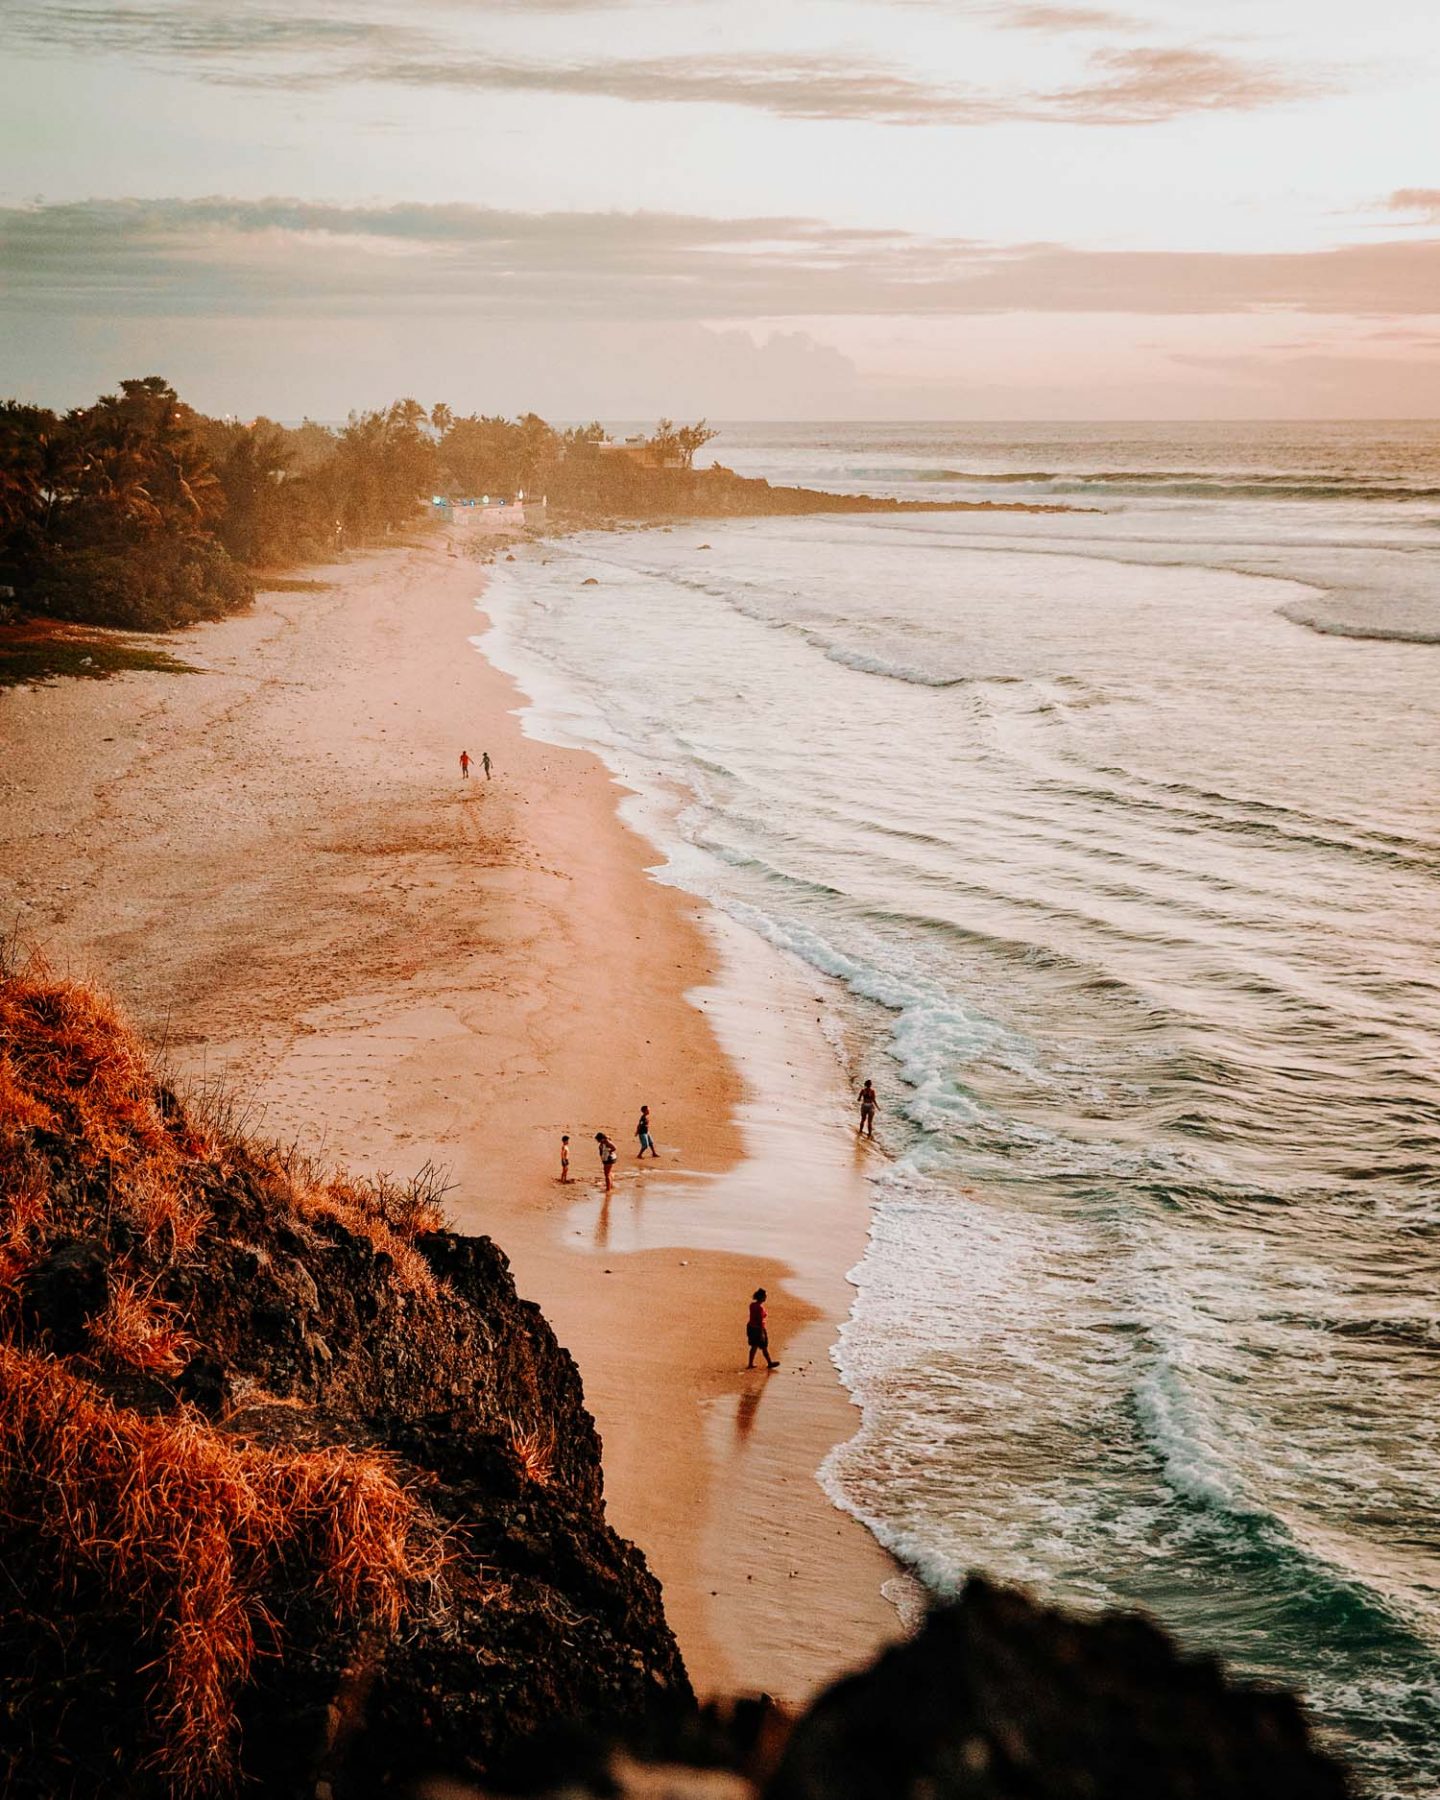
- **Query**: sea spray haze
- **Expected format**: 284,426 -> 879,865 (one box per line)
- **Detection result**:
480,421 -> 1440,1795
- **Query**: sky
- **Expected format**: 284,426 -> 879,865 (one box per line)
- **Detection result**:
0,0 -> 1437,419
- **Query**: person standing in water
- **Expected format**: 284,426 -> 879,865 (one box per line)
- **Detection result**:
482,751 -> 492,779
595,1131 -> 618,1191
559,1134 -> 571,1182
635,1104 -> 658,1159
858,1079 -> 878,1138
746,1288 -> 779,1370
459,750 -> 471,779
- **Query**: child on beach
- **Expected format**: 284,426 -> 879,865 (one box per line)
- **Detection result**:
560,1134 -> 570,1182
482,751 -> 492,779
594,1131 -> 618,1191
747,1289 -> 779,1370
858,1079 -> 878,1138
459,750 -> 471,779
635,1105 -> 658,1158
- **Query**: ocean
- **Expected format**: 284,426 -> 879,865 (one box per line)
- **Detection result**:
479,423 -> 1440,1794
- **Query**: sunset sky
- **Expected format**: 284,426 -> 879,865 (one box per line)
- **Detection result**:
1,0 -> 1436,418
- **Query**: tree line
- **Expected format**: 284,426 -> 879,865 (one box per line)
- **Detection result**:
0,377 -> 718,632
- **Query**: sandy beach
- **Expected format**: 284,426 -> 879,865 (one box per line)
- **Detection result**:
0,524 -> 899,1703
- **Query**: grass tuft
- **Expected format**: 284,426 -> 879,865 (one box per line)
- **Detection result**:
89,1272 -> 194,1375
0,1348 -> 438,1794
510,1423 -> 555,1487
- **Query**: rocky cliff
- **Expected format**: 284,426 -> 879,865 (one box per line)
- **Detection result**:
0,958 -> 687,1798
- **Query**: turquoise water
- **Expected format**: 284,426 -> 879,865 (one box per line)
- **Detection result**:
484,424 -> 1440,1793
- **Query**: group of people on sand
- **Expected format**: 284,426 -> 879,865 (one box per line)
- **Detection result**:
557,1105 -> 659,1192
553,1083 -> 879,1373
459,749 -> 492,780
550,1080 -> 880,1375
567,1087 -> 876,1192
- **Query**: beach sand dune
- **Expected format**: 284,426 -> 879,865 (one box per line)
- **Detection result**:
0,536 -> 898,1701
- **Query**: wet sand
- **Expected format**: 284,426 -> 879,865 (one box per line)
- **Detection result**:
0,528 -> 899,1701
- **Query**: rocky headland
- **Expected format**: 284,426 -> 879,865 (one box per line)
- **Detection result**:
0,957 -> 685,1796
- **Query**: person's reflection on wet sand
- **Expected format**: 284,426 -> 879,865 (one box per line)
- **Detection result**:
735,1380 -> 765,1442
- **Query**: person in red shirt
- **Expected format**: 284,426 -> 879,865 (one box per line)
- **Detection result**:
459,750 -> 471,779
746,1287 -> 779,1370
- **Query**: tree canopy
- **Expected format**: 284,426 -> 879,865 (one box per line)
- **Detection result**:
0,381 -> 721,631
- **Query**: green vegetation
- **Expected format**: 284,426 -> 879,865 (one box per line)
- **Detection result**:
0,379 -> 248,632
0,376 -> 719,638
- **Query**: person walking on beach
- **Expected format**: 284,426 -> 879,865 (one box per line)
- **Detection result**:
459,750 -> 471,779
746,1288 -> 779,1370
635,1105 -> 658,1159
858,1079 -> 878,1138
559,1134 -> 571,1182
482,751 -> 493,780
595,1131 -> 618,1192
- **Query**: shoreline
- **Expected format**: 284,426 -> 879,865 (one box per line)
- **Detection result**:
0,527 -> 900,1702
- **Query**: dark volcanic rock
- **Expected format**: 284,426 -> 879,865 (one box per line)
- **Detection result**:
20,1233 -> 111,1348
0,965 -> 688,1799
766,1578 -> 1351,1800
393,1583 -> 1353,1800
170,1170 -> 688,1796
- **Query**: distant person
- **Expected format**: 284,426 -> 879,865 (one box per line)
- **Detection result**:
858,1079 -> 877,1138
635,1104 -> 658,1159
560,1134 -> 571,1183
746,1288 -> 779,1371
482,751 -> 493,780
595,1130 -> 618,1192
459,750 -> 471,779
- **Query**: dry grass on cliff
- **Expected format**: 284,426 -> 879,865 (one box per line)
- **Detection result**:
0,952 -> 447,1333
0,959 -> 210,1299
0,956 -> 450,1793
0,1347 -> 440,1794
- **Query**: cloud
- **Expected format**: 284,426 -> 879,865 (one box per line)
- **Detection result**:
1049,46 -> 1324,122
358,53 -> 1012,123
1384,189 -> 1440,222
0,2 -> 1325,125
0,3 -> 416,60
994,5 -> 1139,31
4,197 -> 1439,325
346,45 -> 1321,125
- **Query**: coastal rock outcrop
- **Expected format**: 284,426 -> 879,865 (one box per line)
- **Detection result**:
445,1580 -> 1352,1799
0,958 -> 687,1798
